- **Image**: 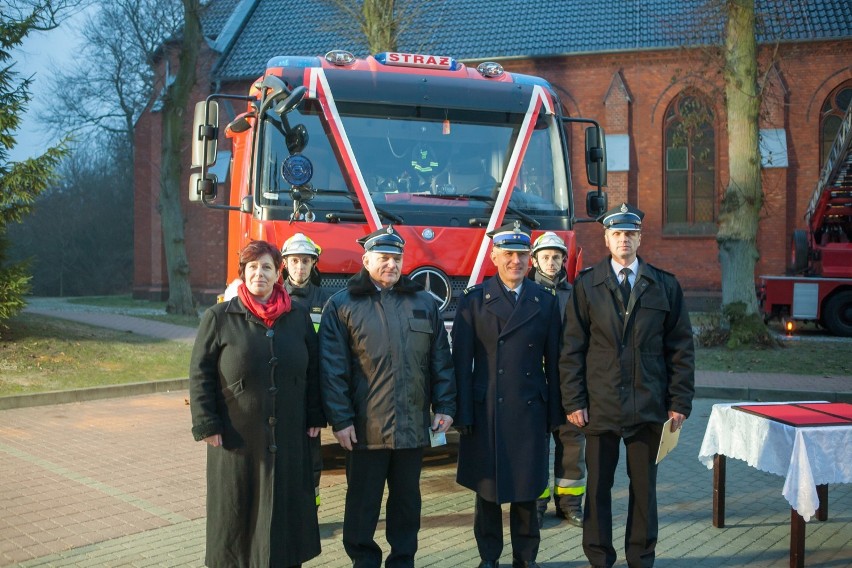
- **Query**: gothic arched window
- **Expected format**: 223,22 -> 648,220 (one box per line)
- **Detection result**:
820,82 -> 852,166
663,92 -> 717,234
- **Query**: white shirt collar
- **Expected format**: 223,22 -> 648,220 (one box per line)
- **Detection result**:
611,258 -> 639,283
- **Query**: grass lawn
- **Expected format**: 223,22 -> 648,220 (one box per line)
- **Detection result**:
0,313 -> 192,397
695,341 -> 850,376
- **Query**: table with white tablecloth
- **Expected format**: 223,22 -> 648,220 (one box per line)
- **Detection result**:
698,402 -> 852,568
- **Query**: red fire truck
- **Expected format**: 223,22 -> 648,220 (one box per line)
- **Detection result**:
758,102 -> 852,336
189,50 -> 608,315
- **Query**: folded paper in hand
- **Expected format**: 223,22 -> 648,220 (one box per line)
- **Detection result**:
655,418 -> 681,464
430,429 -> 447,447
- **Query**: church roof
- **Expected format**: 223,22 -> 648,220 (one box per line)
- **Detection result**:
204,0 -> 852,82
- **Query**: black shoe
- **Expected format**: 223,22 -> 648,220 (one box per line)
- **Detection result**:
477,561 -> 499,568
557,508 -> 583,528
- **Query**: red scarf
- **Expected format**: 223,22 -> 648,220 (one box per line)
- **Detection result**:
237,282 -> 291,328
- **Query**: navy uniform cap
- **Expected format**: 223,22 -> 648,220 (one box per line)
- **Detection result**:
357,225 -> 405,254
486,220 -> 532,251
598,202 -> 644,231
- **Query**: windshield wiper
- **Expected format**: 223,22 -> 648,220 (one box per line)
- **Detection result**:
342,193 -> 404,224
415,193 -> 540,229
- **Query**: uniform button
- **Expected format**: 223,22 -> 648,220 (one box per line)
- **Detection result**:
498,340 -> 504,345
528,343 -> 534,348
266,330 -> 275,338
269,357 -> 278,366
498,397 -> 504,403
268,417 -> 277,425
268,445 -> 277,453
526,372 -> 531,376
527,400 -> 533,406
269,387 -> 278,395
498,369 -> 504,375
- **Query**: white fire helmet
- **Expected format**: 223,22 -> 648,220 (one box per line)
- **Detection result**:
281,233 -> 322,258
531,231 -> 567,256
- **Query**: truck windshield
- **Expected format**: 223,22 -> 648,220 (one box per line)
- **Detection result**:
258,99 -> 571,226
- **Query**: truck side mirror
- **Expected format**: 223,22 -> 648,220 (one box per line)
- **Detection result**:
586,190 -> 608,218
585,126 -> 607,187
191,101 -> 219,168
189,172 -> 217,202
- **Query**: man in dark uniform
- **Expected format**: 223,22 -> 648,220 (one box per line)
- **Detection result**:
560,203 -> 695,568
281,233 -> 329,508
453,221 -> 564,568
529,232 -> 586,529
320,226 -> 456,568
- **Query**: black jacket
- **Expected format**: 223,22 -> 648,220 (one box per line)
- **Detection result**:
559,257 -> 695,435
533,268 -> 573,318
319,269 -> 456,449
285,280 -> 329,331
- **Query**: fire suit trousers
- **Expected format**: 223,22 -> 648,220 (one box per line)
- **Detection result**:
538,424 -> 586,513
310,434 -> 322,506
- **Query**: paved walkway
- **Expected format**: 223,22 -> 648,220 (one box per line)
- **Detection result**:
1,300 -> 849,567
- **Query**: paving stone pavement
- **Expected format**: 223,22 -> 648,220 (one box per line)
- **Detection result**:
1,394 -> 851,568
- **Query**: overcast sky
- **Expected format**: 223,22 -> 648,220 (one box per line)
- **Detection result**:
9,7 -> 91,163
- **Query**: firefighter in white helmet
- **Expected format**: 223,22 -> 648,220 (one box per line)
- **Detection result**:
281,232 -> 330,509
530,231 -> 586,529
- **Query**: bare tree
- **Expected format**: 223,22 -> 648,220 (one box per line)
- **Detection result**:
40,0 -> 183,154
157,0 -> 200,316
7,142 -> 133,296
322,0 -> 424,53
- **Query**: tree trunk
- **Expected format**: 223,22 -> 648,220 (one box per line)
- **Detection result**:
158,0 -> 200,317
362,0 -> 397,53
718,0 -> 769,344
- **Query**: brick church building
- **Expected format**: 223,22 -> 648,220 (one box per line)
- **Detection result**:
133,0 -> 852,304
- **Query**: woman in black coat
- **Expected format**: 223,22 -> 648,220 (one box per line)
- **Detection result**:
190,240 -> 324,568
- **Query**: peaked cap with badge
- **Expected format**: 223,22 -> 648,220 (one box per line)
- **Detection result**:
597,202 -> 644,231
357,225 -> 406,254
486,220 -> 532,251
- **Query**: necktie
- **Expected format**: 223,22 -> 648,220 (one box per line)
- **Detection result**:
510,290 -> 518,305
619,267 -> 632,306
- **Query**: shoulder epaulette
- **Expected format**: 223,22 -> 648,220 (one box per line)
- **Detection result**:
644,262 -> 676,278
579,266 -> 594,274
541,286 -> 557,296
462,284 -> 483,295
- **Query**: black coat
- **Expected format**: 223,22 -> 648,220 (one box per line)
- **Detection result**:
319,269 -> 456,449
452,276 -> 564,504
285,280 -> 330,331
532,268 -> 573,317
559,257 -> 695,435
190,298 -> 323,567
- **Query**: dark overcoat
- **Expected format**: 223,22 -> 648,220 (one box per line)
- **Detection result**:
452,276 -> 564,504
190,297 -> 324,568
559,257 -> 695,435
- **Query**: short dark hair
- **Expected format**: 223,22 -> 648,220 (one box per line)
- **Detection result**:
237,240 -> 282,280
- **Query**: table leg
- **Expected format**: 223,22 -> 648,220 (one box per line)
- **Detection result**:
816,484 -> 828,521
790,508 -> 805,568
713,454 -> 726,528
